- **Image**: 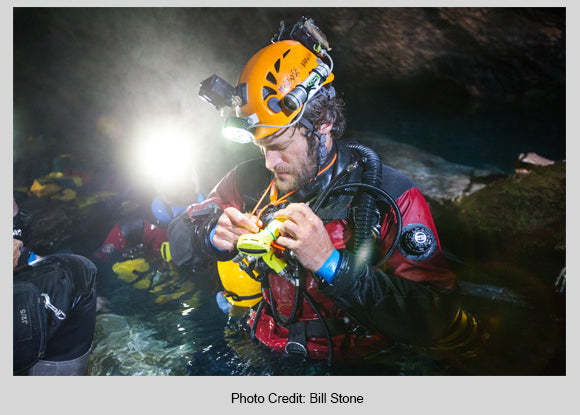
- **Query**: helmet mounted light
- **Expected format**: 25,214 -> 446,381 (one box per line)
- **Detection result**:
221,113 -> 259,144
282,60 -> 332,111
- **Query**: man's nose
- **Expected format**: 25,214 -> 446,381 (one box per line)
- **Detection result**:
264,150 -> 282,170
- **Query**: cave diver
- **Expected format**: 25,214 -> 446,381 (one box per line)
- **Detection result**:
168,17 -> 485,363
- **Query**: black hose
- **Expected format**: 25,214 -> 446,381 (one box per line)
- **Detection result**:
250,299 -> 265,341
304,144 -> 401,363
303,290 -> 333,365
326,183 -> 402,266
287,281 -> 302,324
312,144 -> 402,264
311,160 -> 359,213
267,280 -> 283,327
346,144 -> 382,257
266,276 -> 301,329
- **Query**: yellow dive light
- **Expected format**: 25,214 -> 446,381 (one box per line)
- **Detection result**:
236,219 -> 287,274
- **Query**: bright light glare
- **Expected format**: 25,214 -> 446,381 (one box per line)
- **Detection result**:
181,306 -> 195,316
135,122 -> 195,188
222,125 -> 254,143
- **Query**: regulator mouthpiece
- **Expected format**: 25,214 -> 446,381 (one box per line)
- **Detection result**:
282,61 -> 331,111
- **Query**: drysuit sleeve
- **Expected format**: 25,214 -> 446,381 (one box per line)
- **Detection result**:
319,187 -> 459,345
167,168 -> 244,270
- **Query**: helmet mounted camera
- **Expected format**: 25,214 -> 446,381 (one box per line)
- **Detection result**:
199,74 -> 246,112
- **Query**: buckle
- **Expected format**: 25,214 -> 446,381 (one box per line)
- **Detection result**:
285,341 -> 308,356
286,321 -> 308,356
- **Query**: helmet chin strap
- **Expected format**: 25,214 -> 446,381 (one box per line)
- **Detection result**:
298,117 -> 327,168
294,85 -> 335,169
318,133 -> 328,166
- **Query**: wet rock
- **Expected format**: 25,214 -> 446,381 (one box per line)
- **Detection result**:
514,151 -> 556,174
16,198 -> 77,255
15,190 -> 124,257
359,131 -> 503,201
321,8 -> 564,100
96,296 -> 112,314
429,161 -> 565,291
360,130 -> 565,296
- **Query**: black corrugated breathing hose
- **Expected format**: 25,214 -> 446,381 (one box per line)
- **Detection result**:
345,144 -> 383,259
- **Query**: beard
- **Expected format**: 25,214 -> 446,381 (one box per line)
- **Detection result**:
274,143 -> 319,195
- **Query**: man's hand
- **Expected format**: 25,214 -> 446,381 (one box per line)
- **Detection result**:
212,207 -> 261,252
13,238 -> 23,269
273,203 -> 335,273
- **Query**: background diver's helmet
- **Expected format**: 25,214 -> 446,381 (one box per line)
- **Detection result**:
150,195 -> 190,229
216,259 -> 262,308
232,40 -> 334,141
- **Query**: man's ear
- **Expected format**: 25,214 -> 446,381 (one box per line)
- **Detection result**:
318,122 -> 333,136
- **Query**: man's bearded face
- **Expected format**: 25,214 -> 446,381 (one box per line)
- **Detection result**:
256,127 -> 318,195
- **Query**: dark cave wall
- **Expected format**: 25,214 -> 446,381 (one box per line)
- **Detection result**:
13,7 -> 565,125
13,7 -> 565,183
322,8 -> 564,99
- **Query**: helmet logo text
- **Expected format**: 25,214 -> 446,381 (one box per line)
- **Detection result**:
278,68 -> 300,95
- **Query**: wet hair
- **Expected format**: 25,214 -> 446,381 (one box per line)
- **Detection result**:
302,85 -> 346,141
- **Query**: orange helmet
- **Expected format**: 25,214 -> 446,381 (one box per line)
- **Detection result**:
231,40 -> 334,141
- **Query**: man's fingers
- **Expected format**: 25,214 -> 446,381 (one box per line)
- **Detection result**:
275,235 -> 297,250
275,203 -> 315,224
212,226 -> 244,251
224,207 -> 260,233
279,220 -> 301,239
212,207 -> 262,251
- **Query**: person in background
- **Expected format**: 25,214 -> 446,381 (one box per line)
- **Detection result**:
13,198 -> 97,375
93,169 -> 204,264
91,168 -> 206,307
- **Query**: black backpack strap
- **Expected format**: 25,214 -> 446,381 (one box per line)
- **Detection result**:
13,281 -> 48,374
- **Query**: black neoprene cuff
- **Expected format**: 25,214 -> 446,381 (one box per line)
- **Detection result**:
203,214 -> 238,262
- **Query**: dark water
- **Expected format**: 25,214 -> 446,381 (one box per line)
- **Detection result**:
345,87 -> 566,173
88,255 -> 564,376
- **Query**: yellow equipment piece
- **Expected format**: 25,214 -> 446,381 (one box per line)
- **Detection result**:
112,258 -> 151,282
217,258 -> 262,308
46,171 -> 83,187
76,191 -> 117,210
29,172 -> 84,198
112,257 -> 197,306
30,180 -> 61,197
236,219 -> 287,273
160,241 -> 172,262
153,280 -> 196,305
427,309 -> 490,359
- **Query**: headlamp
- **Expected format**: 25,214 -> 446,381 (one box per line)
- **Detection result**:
221,114 -> 259,144
282,61 -> 331,111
